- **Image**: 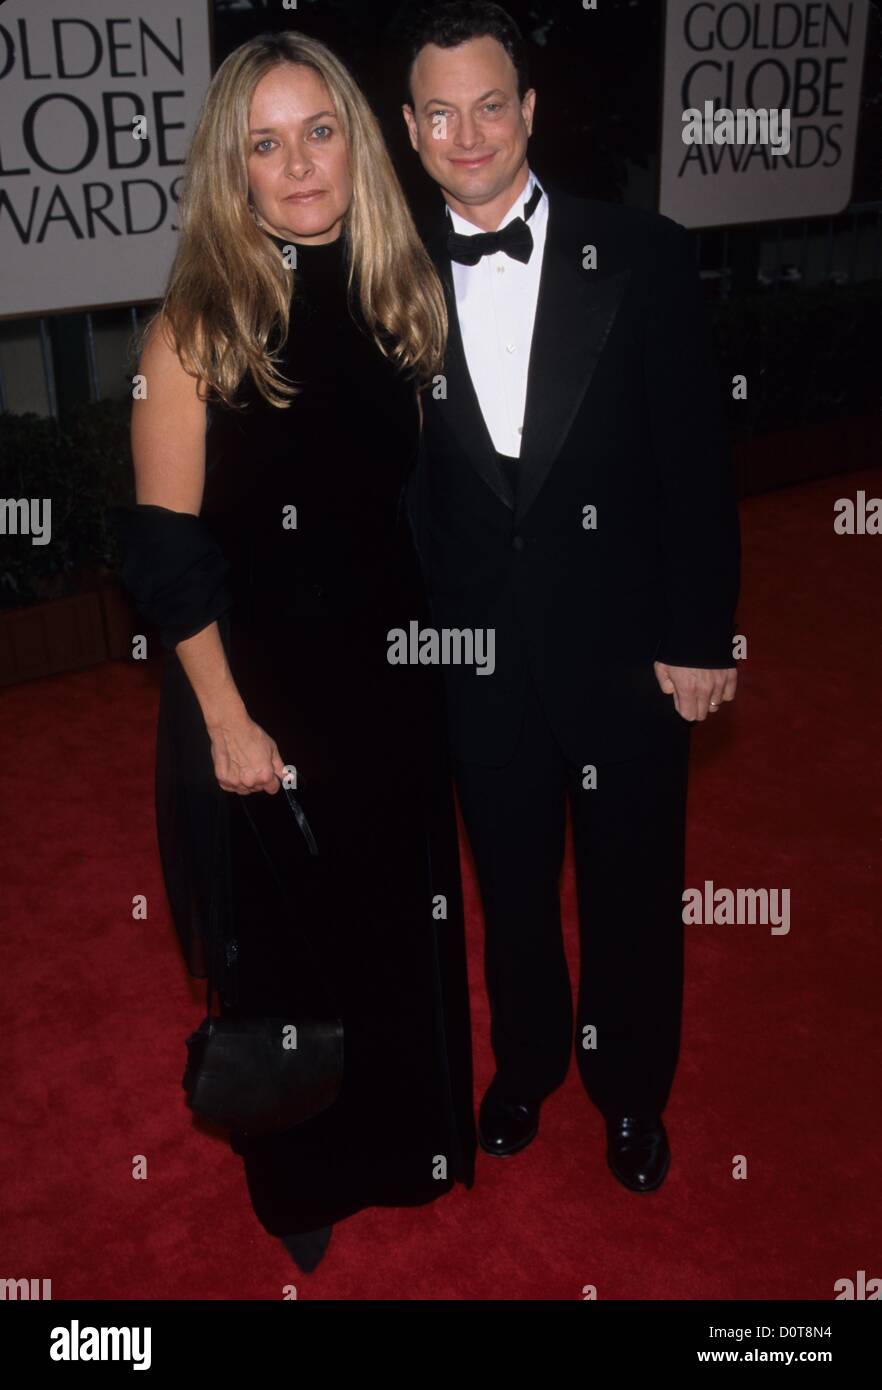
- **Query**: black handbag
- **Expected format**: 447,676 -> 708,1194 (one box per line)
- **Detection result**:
182,778 -> 344,1137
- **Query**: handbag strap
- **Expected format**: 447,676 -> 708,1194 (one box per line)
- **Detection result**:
203,783 -> 340,1019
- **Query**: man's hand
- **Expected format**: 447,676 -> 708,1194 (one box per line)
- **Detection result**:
653,662 -> 737,721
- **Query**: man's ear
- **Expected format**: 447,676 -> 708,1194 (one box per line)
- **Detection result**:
522,88 -> 536,138
402,103 -> 419,151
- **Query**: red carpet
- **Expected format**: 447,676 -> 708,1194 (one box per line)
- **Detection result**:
1,466 -> 879,1300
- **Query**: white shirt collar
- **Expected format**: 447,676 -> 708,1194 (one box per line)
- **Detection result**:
446,168 -> 542,236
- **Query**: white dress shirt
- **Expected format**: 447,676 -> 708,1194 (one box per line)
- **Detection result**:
447,168 -> 547,459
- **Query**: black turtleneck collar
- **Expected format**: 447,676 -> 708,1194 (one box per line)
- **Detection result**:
260,227 -> 344,257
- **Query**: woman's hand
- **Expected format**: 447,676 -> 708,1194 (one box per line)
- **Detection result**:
205,704 -> 286,795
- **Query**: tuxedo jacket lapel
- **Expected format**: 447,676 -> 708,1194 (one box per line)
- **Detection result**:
423,184 -> 630,522
516,195 -> 630,523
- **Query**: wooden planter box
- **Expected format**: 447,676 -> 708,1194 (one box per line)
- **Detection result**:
734,413 -> 878,497
0,576 -> 137,686
99,575 -> 138,661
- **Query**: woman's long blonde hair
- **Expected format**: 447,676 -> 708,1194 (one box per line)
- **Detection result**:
140,30 -> 447,407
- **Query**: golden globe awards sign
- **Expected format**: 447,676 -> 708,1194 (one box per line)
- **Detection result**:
658,0 -> 869,228
0,0 -> 212,318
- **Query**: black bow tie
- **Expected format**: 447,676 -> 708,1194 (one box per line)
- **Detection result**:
446,183 -> 542,266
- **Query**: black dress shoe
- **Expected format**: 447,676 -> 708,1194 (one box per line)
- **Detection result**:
280,1225 -> 333,1272
478,1088 -> 540,1157
606,1114 -> 670,1192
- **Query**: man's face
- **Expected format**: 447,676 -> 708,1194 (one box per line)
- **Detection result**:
403,35 -> 534,211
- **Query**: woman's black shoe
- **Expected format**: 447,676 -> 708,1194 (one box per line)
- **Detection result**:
280,1225 -> 333,1272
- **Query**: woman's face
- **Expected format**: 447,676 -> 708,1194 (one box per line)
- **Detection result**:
247,63 -> 353,244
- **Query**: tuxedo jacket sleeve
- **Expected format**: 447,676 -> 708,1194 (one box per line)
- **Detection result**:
644,218 -> 740,669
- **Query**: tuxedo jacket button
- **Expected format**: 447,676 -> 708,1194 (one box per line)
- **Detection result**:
511,535 -> 525,551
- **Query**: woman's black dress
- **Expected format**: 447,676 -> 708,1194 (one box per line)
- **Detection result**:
152,229 -> 477,1235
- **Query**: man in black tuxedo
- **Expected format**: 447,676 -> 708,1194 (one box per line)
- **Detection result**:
401,2 -> 740,1191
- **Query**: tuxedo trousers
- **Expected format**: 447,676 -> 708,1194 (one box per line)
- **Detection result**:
453,672 -> 692,1118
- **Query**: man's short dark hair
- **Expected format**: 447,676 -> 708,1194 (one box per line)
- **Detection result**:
402,2 -> 530,107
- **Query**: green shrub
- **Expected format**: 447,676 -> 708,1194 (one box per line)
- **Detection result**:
711,282 -> 882,439
0,399 -> 133,609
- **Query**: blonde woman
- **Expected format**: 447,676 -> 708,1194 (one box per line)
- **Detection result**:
111,32 -> 476,1273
